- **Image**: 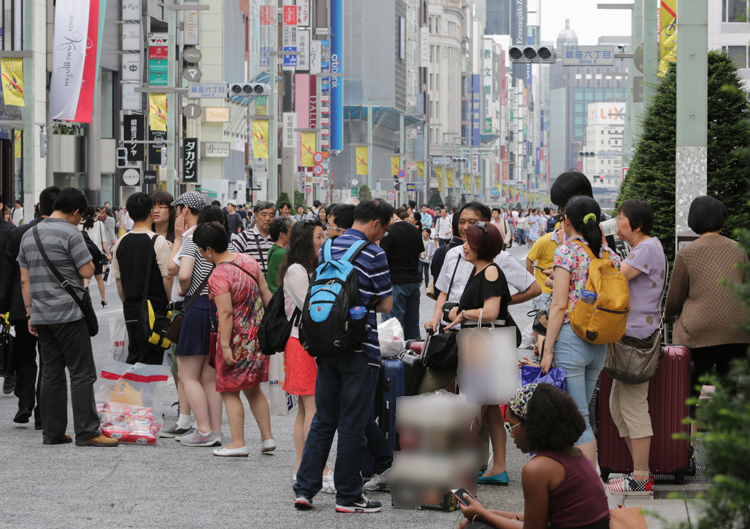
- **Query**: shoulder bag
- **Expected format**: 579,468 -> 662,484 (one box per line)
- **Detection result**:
253,234 -> 267,275
0,314 -> 14,377
603,254 -> 669,384
32,226 -> 99,337
164,269 -> 214,344
138,235 -> 173,349
422,255 -> 464,373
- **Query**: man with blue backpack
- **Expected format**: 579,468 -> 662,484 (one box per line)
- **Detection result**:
293,199 -> 394,514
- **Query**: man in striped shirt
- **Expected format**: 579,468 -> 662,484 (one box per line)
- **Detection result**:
294,199 -> 394,514
228,201 -> 275,275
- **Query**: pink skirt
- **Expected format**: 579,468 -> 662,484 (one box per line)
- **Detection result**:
282,337 -> 317,396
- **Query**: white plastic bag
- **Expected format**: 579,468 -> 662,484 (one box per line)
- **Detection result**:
378,317 -> 405,357
269,353 -> 298,416
109,316 -> 129,363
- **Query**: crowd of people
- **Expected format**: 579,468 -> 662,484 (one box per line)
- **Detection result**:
0,169 -> 747,524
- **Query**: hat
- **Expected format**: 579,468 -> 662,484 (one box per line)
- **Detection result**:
509,383 -> 538,420
171,191 -> 206,210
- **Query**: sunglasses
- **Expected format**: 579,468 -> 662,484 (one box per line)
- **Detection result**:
504,421 -> 522,433
475,221 -> 488,234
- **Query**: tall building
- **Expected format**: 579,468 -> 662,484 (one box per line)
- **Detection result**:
711,0 -> 750,87
581,101 -> 625,207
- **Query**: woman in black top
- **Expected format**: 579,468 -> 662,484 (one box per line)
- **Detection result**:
446,221 -> 513,486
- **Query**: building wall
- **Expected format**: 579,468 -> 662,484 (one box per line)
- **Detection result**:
709,0 -> 750,87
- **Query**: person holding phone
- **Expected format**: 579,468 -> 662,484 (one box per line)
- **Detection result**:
458,384 -> 610,529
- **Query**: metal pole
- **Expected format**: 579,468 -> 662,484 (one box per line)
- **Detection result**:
167,8 -> 177,196
367,100 -> 373,191
643,0 -> 658,104
269,53 -> 277,201
399,113 -> 404,206
22,0 -> 35,212
317,77 -> 322,203
424,123 -> 429,203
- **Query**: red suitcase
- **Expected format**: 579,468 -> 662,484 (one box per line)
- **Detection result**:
598,345 -> 693,484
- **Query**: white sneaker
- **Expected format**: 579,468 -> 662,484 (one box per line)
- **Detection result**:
363,473 -> 389,492
212,445 -> 250,457
261,438 -> 276,453
321,471 -> 336,494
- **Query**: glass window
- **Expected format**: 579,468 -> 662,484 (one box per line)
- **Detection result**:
728,46 -> 747,69
575,115 -> 584,125
574,91 -> 583,100
575,103 -> 583,112
725,0 -> 748,21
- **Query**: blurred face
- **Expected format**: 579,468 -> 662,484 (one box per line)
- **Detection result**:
421,206 -> 427,213
408,213 -> 417,225
423,229 -> 430,240
319,209 -> 327,222
227,204 -> 235,214
256,207 -> 275,231
441,209 -> 447,218
458,208 -> 482,239
281,205 -> 291,216
506,413 -> 528,453
297,206 -> 305,215
312,226 -> 325,256
326,216 -> 345,238
616,211 -> 638,243
152,204 -> 170,224
492,210 -> 499,220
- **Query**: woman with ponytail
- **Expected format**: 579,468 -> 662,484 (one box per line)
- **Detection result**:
540,196 -> 621,466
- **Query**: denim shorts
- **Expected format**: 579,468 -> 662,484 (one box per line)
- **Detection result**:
553,323 -> 607,445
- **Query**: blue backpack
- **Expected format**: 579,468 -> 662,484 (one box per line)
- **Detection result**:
298,238 -> 369,357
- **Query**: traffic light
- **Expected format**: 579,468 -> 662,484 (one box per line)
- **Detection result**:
508,45 -> 556,64
229,83 -> 270,96
394,174 -> 400,191
116,148 -> 128,169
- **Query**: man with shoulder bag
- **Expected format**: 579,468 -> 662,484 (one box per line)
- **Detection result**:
17,188 -> 117,447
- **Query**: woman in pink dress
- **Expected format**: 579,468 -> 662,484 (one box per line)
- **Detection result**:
193,222 -> 275,457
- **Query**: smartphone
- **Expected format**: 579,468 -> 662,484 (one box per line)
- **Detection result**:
534,265 -> 546,272
451,488 -> 480,507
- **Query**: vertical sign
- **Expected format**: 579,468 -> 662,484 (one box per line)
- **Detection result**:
297,29 -> 310,71
122,0 -> 141,20
296,74 -> 310,167
309,40 -> 321,75
297,0 -> 310,26
483,39 -> 494,135
330,0 -> 343,152
309,75 -> 318,129
183,138 -> 198,183
420,27 -> 429,68
283,5 -> 297,25
283,26 -> 298,70
472,74 -> 481,146
283,112 -> 298,149
149,130 -> 167,161
124,114 -> 145,161
184,10 -> 199,45
260,5 -> 275,68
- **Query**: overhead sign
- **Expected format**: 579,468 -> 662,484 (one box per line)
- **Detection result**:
561,46 -> 615,67
184,67 -> 202,82
187,83 -> 228,99
143,170 -> 158,184
184,10 -> 199,45
203,107 -> 230,122
283,26 -> 298,69
432,157 -> 451,166
122,54 -> 141,81
148,130 -> 166,161
122,168 -> 141,186
201,142 -> 231,158
313,164 -> 324,176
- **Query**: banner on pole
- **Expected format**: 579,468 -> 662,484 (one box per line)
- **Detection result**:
1,59 -> 24,107
356,146 -> 368,175
149,93 -> 167,131
391,156 -> 400,176
49,0 -> 91,120
417,162 -> 424,179
659,0 -> 677,75
447,169 -> 454,187
300,132 -> 316,167
253,120 -> 269,159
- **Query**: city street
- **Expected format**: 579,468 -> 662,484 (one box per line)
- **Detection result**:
0,243 -> 704,528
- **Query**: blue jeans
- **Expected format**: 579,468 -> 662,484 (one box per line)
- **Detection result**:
293,352 -> 379,504
365,411 -> 394,475
517,228 -> 525,244
383,283 -> 421,341
419,261 -> 430,288
553,323 -> 606,445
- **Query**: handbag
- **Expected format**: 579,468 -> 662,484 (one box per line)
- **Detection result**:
521,365 -> 568,391
0,316 -> 14,377
425,277 -> 437,301
164,270 -> 213,344
138,235 -> 172,349
32,226 -> 99,337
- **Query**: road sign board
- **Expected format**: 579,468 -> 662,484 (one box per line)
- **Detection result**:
406,183 -> 416,192
313,164 -> 324,176
351,179 -> 358,186
313,151 -> 324,163
182,48 -> 202,63
183,67 -> 202,82
149,59 -> 168,73
187,83 -> 228,99
148,72 -> 168,86
561,46 -> 615,67
432,157 -> 451,166
122,168 -> 141,186
398,169 -> 405,179
352,187 -> 358,198
386,190 -> 396,200
183,104 -> 202,119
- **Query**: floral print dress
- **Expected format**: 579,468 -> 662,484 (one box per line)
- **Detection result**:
207,253 -> 268,393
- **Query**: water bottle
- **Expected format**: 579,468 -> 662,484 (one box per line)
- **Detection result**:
349,306 -> 366,320
581,290 -> 597,305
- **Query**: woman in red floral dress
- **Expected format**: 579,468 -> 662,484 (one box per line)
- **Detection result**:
194,222 -> 275,457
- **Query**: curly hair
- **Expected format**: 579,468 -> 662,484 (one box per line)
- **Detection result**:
278,219 -> 324,285
524,384 -> 586,452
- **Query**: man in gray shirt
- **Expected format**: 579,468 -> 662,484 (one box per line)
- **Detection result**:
18,188 -> 118,447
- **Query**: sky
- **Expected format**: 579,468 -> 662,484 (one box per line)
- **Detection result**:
539,0 -> 633,46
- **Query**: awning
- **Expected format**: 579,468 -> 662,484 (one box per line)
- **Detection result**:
343,106 -> 422,133
481,134 -> 500,145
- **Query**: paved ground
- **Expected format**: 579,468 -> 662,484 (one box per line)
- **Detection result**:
0,243 -> 705,528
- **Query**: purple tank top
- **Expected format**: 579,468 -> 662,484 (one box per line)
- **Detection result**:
534,450 -> 610,529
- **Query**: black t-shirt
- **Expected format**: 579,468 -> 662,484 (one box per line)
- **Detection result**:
459,263 -> 511,326
380,221 -> 423,285
227,213 -> 243,235
116,233 -> 169,321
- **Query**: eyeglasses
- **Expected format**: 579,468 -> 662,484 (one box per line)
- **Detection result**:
475,221 -> 488,234
504,421 -> 522,434
327,225 -> 345,232
616,216 -> 628,223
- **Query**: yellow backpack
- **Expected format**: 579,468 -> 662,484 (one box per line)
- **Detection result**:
568,240 -> 630,344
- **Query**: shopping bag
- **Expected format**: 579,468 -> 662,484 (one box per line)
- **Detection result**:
378,317 -> 405,358
269,353 -> 298,416
95,360 -> 170,445
520,365 -> 568,392
109,316 -> 129,363
456,312 -> 519,405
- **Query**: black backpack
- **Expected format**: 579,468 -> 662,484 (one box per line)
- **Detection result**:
258,287 -> 300,356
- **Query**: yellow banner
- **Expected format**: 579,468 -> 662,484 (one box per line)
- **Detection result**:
447,169 -> 454,187
417,162 -> 424,179
438,177 -> 443,192
301,132 -> 316,167
474,177 -> 480,190
14,131 -> 21,158
463,175 -> 470,192
253,120 -> 269,159
391,156 -> 400,176
1,59 -> 24,107
659,0 -> 677,75
435,167 -> 444,184
356,146 -> 368,175
149,93 -> 167,131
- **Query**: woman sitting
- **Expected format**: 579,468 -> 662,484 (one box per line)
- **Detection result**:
459,383 -> 611,529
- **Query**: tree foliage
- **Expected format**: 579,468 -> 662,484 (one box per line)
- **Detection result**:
617,51 -> 750,262
293,190 -> 305,209
276,191 -> 291,209
429,192 -> 443,208
358,185 -> 372,201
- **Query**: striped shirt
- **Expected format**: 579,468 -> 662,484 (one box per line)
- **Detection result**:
177,233 -> 214,297
17,218 -> 92,325
322,229 -> 392,366
229,226 -> 273,275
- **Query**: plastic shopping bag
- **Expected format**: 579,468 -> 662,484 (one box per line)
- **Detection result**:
269,353 -> 298,416
109,316 -> 129,363
521,365 -> 568,392
378,317 -> 405,358
95,361 -> 171,445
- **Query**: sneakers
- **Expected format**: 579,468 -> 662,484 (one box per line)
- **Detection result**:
213,445 -> 250,457
76,434 -> 119,447
607,474 -> 653,495
159,422 -> 194,438
294,496 -> 314,510
179,430 -> 222,447
321,471 -> 336,495
13,408 -> 33,425
43,434 -> 73,445
335,495 -> 382,513
261,438 -> 276,453
175,427 -> 196,442
2,375 -> 15,394
608,473 -> 655,487
363,473 -> 389,492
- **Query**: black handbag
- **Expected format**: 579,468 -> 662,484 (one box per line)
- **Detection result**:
32,226 -> 99,337
423,331 -> 459,373
0,321 -> 14,377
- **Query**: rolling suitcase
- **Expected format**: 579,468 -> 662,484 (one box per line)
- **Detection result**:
362,357 -> 405,477
598,344 -> 693,484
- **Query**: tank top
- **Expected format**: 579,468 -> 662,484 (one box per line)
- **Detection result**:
534,450 -> 610,529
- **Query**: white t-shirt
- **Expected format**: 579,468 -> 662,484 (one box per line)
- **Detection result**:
283,263 -> 310,339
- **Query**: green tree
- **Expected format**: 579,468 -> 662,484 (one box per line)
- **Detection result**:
445,195 -> 454,209
617,51 -> 750,262
429,192 -> 443,208
358,185 -> 372,201
276,191 -> 291,209
293,190 -> 305,209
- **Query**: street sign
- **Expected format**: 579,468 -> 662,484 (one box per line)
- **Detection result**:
183,104 -> 202,119
351,179 -> 358,186
122,168 -> 141,186
561,46 -> 615,67
148,72 -> 168,86
398,169 -> 405,179
386,190 -> 396,200
183,48 -> 202,63
184,67 -> 202,82
313,151 -> 324,163
148,59 -> 167,73
432,157 -> 451,166
143,170 -> 157,184
313,164 -> 324,176
406,183 -> 416,192
187,83 -> 228,99
352,187 -> 358,198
